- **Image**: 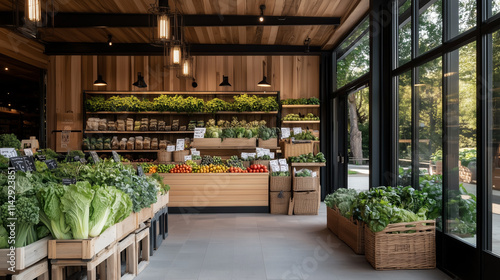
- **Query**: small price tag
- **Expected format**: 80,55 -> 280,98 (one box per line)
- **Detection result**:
293,127 -> 302,135
256,147 -> 264,153
270,160 -> 280,172
263,149 -> 271,155
0,148 -> 17,158
184,155 -> 192,161
190,148 -> 197,153
312,172 -> 317,178
45,159 -> 58,170
24,156 -> 36,172
281,128 -> 290,139
280,165 -> 289,172
192,151 -> 201,156
23,149 -> 33,156
10,157 -> 28,172
167,145 -> 175,152
137,166 -> 145,176
176,139 -> 185,151
241,153 -> 248,160
35,154 -> 46,161
112,151 -> 121,163
249,153 -> 256,159
90,151 -> 100,163
270,152 -> 275,159
279,159 -> 288,166
62,178 -> 77,185
257,151 -> 265,158
80,158 -> 87,164
194,128 -> 206,138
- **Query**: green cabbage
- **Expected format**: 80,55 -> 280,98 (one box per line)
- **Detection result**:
61,182 -> 94,239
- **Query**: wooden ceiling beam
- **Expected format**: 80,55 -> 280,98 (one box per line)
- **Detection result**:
43,42 -> 324,56
0,12 -> 340,28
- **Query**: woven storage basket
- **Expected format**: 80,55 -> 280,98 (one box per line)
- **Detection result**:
173,150 -> 190,162
338,215 -> 365,254
293,191 -> 319,215
326,207 -> 340,236
364,220 -> 436,270
270,191 -> 291,214
270,176 -> 292,192
157,151 -> 172,163
293,177 -> 319,191
252,160 -> 270,169
282,141 -> 314,158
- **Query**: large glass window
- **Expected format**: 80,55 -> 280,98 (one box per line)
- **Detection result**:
458,0 -> 476,34
397,0 -> 412,66
493,0 -> 500,17
398,71 -> 412,186
490,29 -> 500,254
418,0 -> 443,55
336,18 -> 370,89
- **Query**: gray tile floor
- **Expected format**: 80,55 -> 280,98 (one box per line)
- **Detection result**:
136,204 -> 452,280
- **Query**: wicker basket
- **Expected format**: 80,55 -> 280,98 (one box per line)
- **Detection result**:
282,141 -> 314,158
293,177 -> 319,191
270,191 -> 290,214
252,160 -> 270,169
173,150 -> 190,162
270,176 -> 292,192
157,151 -> 172,163
326,207 -> 340,236
364,220 -> 436,270
293,191 -> 319,215
338,215 -> 365,254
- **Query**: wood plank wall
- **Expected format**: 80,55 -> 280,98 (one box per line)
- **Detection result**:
46,55 -> 320,151
0,28 -> 49,69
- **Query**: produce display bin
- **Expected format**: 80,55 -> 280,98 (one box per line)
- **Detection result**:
0,258 -> 49,279
221,138 -> 257,148
0,236 -> 50,271
326,207 -> 340,236
293,191 -> 319,215
364,220 -> 436,270
282,141 -> 314,158
157,150 -> 172,163
116,233 -> 137,280
258,138 -> 279,148
252,159 -> 270,169
338,215 -> 365,254
116,212 -> 137,241
191,138 -> 222,148
136,207 -> 154,228
270,191 -> 291,214
270,175 -> 292,192
173,150 -> 190,162
293,177 -> 319,191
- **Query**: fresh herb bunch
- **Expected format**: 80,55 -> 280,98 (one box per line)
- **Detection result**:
257,155 -> 271,160
205,98 -> 230,113
283,113 -> 320,121
271,171 -> 290,177
324,188 -> 358,218
281,97 -> 320,105
258,126 -> 278,140
0,133 -> 21,149
289,152 -> 326,163
191,155 -> 202,160
291,130 -> 319,141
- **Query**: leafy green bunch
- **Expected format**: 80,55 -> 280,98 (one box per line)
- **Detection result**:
0,133 -> 21,149
324,188 -> 358,218
281,97 -> 320,105
205,98 -> 231,113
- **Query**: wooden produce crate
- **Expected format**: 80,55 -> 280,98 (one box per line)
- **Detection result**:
258,138 -> 279,149
191,138 -> 221,148
252,159 -> 270,169
270,191 -> 291,214
293,177 -> 319,191
0,236 -> 50,272
221,138 -> 257,148
173,150 -> 189,162
0,259 -> 49,280
48,225 -> 117,260
282,141 -> 314,158
293,191 -> 319,215
51,243 -> 118,280
270,175 -> 292,192
338,215 -> 365,254
136,207 -> 154,228
135,226 -> 150,275
117,233 -> 137,280
152,192 -> 170,213
364,220 -> 436,270
326,207 -> 340,236
116,212 -> 137,241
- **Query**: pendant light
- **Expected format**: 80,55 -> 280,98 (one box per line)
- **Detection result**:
133,72 -> 147,88
150,0 -> 174,43
219,76 -> 231,87
257,60 -> 271,87
26,0 -> 41,25
171,43 -> 182,66
93,56 -> 107,87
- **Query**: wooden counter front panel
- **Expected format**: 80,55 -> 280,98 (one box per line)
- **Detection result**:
163,173 -> 269,207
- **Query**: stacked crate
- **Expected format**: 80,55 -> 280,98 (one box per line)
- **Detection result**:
292,163 -> 325,215
270,174 -> 292,214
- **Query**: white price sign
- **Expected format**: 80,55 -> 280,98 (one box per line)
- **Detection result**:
270,160 -> 280,172
190,148 -> 197,153
257,151 -> 265,158
0,148 -> 17,158
263,149 -> 271,155
241,153 -> 248,160
312,171 -> 318,178
249,153 -> 256,159
270,152 -> 275,159
278,159 -> 288,166
176,139 -> 185,151
24,148 -> 33,156
194,128 -> 206,138
167,145 -> 176,152
184,155 -> 192,161
281,127 -> 290,139
192,151 -> 201,156
280,165 -> 289,172
256,147 -> 264,153
293,127 -> 302,135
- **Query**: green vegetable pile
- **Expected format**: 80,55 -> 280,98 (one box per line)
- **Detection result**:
289,152 -> 326,163
0,133 -> 21,149
271,171 -> 290,177
295,169 -> 313,177
158,164 -> 176,173
226,156 -> 244,168
283,113 -> 320,121
257,155 -> 271,160
204,117 -> 278,140
324,188 -> 358,218
281,97 -> 320,105
291,130 -> 319,141
200,155 -> 222,166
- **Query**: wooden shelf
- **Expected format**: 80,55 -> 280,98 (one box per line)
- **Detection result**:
87,111 -> 278,115
291,162 -> 326,167
282,121 -> 321,124
84,150 -> 163,153
85,91 -> 278,95
84,131 -> 195,134
281,105 -> 320,108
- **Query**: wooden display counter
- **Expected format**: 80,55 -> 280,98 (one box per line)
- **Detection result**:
160,173 -> 269,213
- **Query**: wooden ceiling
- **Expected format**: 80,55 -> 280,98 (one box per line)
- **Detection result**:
0,0 -> 369,50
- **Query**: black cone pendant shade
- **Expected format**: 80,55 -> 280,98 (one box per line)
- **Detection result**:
133,72 -> 147,88
257,76 -> 271,87
93,74 -> 107,86
219,75 -> 231,87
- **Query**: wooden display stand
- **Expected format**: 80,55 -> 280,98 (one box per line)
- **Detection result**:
135,207 -> 153,228
135,226 -> 150,275
0,237 -> 50,271
116,213 -> 137,241
0,259 -> 49,280
117,233 -> 137,280
292,162 -> 326,213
